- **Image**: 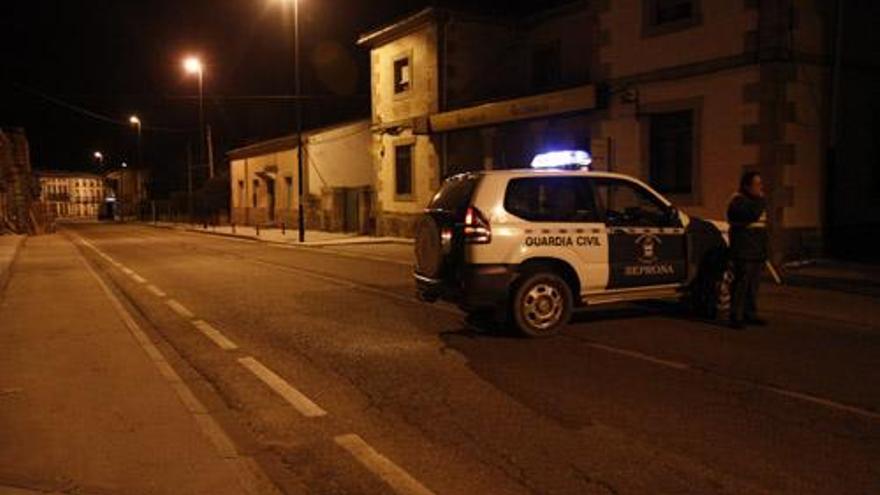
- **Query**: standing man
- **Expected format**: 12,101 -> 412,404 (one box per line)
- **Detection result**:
727,172 -> 769,329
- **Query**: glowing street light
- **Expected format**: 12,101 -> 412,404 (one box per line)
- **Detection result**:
93,151 -> 104,161
182,56 -> 203,75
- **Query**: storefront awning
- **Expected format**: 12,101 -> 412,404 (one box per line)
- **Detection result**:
428,84 -> 596,133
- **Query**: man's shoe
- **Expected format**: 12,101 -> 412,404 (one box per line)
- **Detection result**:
729,320 -> 746,330
745,317 -> 767,326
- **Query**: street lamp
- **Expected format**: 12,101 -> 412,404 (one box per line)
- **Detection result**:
279,0 -> 306,242
182,56 -> 212,179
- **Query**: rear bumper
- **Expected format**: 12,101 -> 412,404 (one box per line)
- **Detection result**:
414,264 -> 515,310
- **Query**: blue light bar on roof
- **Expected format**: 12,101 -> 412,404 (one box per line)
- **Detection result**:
530,150 -> 592,169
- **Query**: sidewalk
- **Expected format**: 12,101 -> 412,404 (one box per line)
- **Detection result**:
782,259 -> 880,297
0,235 -> 261,495
150,221 -> 413,247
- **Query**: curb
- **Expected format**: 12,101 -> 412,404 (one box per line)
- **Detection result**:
144,223 -> 414,247
0,235 -> 26,295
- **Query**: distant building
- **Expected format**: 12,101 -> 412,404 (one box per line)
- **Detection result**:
37,171 -> 106,219
358,1 -> 835,259
227,119 -> 373,233
104,168 -> 149,220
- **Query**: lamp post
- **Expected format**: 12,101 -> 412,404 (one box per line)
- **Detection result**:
120,161 -> 128,221
183,56 -> 212,178
279,0 -> 305,242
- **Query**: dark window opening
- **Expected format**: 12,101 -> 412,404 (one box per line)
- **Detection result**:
531,41 -> 562,91
655,0 -> 694,24
649,110 -> 694,195
393,57 -> 411,94
395,144 -> 414,197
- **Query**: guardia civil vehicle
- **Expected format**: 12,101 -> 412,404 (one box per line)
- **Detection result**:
414,150 -> 731,337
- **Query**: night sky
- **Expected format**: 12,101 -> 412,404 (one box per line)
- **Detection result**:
1,0 -> 567,195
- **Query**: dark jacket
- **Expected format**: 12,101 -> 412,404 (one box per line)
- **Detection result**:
727,193 -> 768,261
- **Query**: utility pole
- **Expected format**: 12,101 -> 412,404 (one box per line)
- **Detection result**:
187,144 -> 194,223
294,0 -> 305,243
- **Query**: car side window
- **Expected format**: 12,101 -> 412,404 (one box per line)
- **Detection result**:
504,177 -> 598,223
592,179 -> 676,227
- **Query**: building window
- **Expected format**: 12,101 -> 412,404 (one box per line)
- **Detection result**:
285,177 -> 293,209
393,56 -> 411,95
644,0 -> 701,35
394,144 -> 414,198
649,110 -> 694,195
252,179 -> 259,208
531,41 -> 562,91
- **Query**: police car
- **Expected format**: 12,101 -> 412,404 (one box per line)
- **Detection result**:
414,150 -> 730,337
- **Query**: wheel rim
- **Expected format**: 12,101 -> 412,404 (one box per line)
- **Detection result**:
521,282 -> 564,331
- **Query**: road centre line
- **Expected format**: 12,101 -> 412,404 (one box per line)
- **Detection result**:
166,299 -> 195,319
569,335 -> 880,421
334,434 -> 435,495
237,356 -> 327,417
192,319 -> 239,351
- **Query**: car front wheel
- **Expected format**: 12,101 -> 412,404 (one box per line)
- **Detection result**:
511,272 -> 573,337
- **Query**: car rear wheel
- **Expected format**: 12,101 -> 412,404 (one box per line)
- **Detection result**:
511,272 -> 573,337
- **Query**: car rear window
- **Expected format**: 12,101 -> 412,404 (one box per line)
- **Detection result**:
504,177 -> 599,222
427,175 -> 479,216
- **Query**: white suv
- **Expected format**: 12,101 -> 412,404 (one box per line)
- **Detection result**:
414,166 -> 730,337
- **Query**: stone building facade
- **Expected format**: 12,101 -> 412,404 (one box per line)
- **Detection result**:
358,1 -> 834,259
0,128 -> 37,233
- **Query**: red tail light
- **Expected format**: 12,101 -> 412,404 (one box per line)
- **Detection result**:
463,206 -> 491,244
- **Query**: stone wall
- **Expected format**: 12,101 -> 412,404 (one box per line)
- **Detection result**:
0,128 -> 37,234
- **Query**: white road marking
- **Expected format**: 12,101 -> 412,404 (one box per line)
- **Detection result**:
237,356 -> 326,417
166,298 -> 195,319
127,226 -> 880,422
583,342 -> 690,370
192,319 -> 238,350
69,230 -> 284,494
335,434 -> 435,495
146,284 -> 167,298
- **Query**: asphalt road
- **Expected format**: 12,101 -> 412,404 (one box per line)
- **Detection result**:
63,223 -> 879,495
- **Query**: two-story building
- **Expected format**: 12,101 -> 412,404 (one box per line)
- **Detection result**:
357,4 -> 600,237
358,0 -> 834,260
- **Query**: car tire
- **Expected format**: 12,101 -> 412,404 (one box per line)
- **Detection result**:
414,215 -> 443,278
510,272 -> 573,338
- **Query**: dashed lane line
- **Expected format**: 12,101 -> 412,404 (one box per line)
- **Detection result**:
192,319 -> 239,351
166,298 -> 195,319
237,356 -> 327,417
335,434 -> 435,495
146,284 -> 167,298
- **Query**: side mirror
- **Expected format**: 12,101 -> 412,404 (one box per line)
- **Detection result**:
666,207 -> 681,226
